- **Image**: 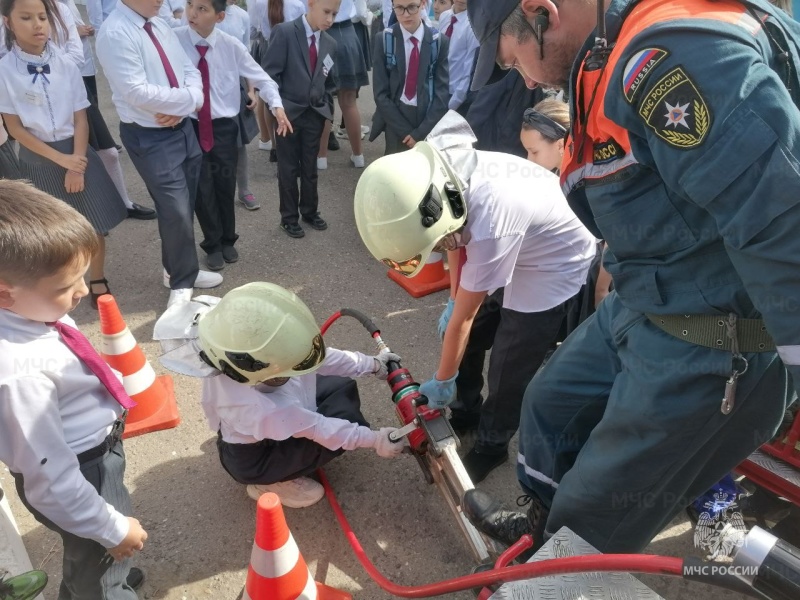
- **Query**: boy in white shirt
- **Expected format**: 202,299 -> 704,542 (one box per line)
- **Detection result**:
195,282 -> 406,508
175,0 -> 291,271
437,0 -> 479,114
0,180 -> 147,599
355,114 -> 597,484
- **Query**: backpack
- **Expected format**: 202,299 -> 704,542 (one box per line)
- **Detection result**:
383,26 -> 440,111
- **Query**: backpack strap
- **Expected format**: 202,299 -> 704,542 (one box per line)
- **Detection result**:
384,27 -> 396,70
427,31 -> 439,109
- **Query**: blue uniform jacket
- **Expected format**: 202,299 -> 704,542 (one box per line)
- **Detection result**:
562,0 -> 800,388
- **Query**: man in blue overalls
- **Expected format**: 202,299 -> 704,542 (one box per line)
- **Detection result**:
461,0 -> 800,554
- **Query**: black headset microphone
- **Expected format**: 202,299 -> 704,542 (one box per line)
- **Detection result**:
532,8 -> 550,60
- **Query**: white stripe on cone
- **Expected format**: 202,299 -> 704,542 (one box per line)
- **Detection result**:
240,579 -> 315,600
123,363 -> 157,397
101,328 -> 138,355
249,534 -> 302,580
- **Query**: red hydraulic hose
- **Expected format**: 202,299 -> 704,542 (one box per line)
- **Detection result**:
320,311 -> 343,336
317,470 -> 684,598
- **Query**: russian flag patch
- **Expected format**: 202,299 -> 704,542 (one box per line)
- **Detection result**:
622,48 -> 668,103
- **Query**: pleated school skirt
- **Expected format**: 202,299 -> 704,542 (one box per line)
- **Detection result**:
0,139 -> 21,179
18,137 -> 127,234
328,20 -> 369,90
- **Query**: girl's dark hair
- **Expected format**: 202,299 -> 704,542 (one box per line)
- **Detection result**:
1,0 -> 67,51
268,0 -> 284,27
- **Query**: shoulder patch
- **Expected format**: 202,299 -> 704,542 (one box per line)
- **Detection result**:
622,48 -> 668,103
638,66 -> 712,150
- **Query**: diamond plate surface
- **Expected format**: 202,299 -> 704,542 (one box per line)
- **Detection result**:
490,528 -> 665,600
746,449 -> 800,488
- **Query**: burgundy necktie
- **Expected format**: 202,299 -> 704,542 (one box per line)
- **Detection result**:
309,34 -> 317,74
404,37 -> 419,101
195,45 -> 214,152
445,15 -> 457,38
143,20 -> 179,88
51,321 -> 136,410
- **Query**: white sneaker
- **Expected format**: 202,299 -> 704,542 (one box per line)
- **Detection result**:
334,125 -> 371,140
167,288 -> 193,308
317,157 -> 328,170
246,477 -> 325,508
162,269 -> 223,289
350,154 -> 365,168
258,139 -> 272,151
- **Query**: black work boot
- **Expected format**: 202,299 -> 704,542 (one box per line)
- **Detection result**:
463,489 -> 532,547
464,490 -> 550,559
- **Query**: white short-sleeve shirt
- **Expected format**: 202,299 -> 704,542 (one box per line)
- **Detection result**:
460,151 -> 598,313
0,45 -> 90,142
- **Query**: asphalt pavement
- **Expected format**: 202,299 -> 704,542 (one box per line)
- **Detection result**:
1,47 -> 758,600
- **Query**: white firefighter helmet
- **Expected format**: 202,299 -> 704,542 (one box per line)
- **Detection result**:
197,282 -> 325,384
353,142 -> 467,278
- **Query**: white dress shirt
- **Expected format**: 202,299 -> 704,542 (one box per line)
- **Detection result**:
399,22 -> 424,107
334,0 -> 356,22
217,4 -> 251,46
86,0 -> 119,30
441,10 -> 478,110
0,310 -> 128,549
0,46 -> 91,142
301,13 -> 321,49
62,0 -> 97,77
260,0 -> 306,42
202,348 -> 379,450
158,0 -> 184,28
0,2 -> 84,69
460,152 -> 597,312
246,0 -> 266,38
175,26 -> 282,119
96,1 -> 203,128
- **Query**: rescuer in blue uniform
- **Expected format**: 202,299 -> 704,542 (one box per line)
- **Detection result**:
460,0 -> 800,554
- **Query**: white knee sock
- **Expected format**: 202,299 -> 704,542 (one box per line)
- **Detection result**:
97,147 -> 134,209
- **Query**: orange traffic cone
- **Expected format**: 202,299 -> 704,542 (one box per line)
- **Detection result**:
97,295 -> 180,438
387,250 -> 450,298
243,493 -> 351,600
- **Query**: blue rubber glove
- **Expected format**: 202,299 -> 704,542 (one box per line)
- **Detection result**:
418,372 -> 458,409
437,298 -> 455,340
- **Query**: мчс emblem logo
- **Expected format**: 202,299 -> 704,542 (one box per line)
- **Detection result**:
693,489 -> 747,560
638,66 -> 712,149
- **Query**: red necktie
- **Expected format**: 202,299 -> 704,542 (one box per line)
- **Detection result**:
309,34 -> 317,74
143,21 -> 179,88
195,44 -> 214,152
445,15 -> 457,38
404,37 -> 419,101
51,321 -> 137,410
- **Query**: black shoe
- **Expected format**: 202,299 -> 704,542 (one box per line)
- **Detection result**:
327,131 -> 340,151
269,148 -> 278,163
463,489 -> 532,548
89,278 -> 111,310
126,567 -> 145,591
206,251 -> 224,271
222,246 -> 239,263
449,411 -> 481,435
127,203 -> 157,220
463,447 -> 508,484
301,215 -> 328,230
280,222 -> 305,238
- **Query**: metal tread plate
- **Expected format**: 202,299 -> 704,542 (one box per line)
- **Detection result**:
744,449 -> 800,488
490,527 -> 665,600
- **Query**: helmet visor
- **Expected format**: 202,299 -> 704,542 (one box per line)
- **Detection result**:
291,333 -> 326,372
381,254 -> 423,277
